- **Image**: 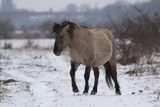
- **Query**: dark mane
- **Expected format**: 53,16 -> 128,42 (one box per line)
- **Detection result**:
52,20 -> 88,34
61,20 -> 88,28
52,23 -> 62,33
61,21 -> 76,27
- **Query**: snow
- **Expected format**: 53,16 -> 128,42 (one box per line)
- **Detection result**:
0,40 -> 160,107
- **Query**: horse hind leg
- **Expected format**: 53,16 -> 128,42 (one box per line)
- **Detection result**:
91,67 -> 99,95
70,61 -> 79,93
109,61 -> 121,95
83,66 -> 91,94
104,61 -> 121,95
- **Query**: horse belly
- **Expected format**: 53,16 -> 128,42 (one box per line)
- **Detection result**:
92,37 -> 113,67
70,51 -> 96,66
70,53 -> 84,64
92,53 -> 112,67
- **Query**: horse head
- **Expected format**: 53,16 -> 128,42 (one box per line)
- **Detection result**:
52,21 -> 76,56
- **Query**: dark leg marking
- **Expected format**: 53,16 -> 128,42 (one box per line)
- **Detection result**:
70,61 -> 79,93
83,66 -> 91,94
91,67 -> 99,95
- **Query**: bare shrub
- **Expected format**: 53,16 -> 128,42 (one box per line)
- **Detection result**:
24,39 -> 33,49
110,8 -> 160,65
24,39 -> 39,49
125,63 -> 145,76
0,86 -> 8,102
4,42 -> 12,49
150,64 -> 159,75
0,80 -> 10,102
125,48 -> 160,76
126,56 -> 159,76
153,89 -> 160,102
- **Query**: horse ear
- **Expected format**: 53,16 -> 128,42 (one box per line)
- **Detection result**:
67,23 -> 75,36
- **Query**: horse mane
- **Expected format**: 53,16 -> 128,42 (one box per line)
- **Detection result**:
52,20 -> 88,34
61,20 -> 88,29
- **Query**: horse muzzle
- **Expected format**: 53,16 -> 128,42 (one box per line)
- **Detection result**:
54,52 -> 61,56
53,49 -> 62,56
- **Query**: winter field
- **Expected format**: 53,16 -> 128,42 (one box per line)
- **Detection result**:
0,39 -> 160,107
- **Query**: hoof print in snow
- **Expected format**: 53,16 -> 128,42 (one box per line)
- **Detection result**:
54,68 -> 57,71
139,90 -> 143,93
33,56 -> 41,59
131,92 -> 135,95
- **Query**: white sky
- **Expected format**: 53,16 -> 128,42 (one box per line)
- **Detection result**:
0,0 -> 150,12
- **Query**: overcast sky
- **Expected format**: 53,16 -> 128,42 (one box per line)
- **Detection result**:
0,0 -> 150,12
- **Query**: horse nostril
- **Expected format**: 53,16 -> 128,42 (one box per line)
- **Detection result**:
53,49 -> 61,56
55,52 -> 61,56
54,51 -> 61,56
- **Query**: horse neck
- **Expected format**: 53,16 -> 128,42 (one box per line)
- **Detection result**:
69,26 -> 92,50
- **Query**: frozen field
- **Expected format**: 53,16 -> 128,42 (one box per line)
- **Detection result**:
0,40 -> 160,107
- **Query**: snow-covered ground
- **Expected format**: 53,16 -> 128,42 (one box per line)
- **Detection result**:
0,40 -> 160,107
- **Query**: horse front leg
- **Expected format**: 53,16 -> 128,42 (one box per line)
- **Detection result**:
91,67 -> 99,95
83,66 -> 91,94
70,61 -> 79,93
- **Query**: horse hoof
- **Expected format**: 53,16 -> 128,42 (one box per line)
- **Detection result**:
73,92 -> 81,96
91,91 -> 97,95
116,91 -> 121,95
83,91 -> 88,95
73,89 -> 79,93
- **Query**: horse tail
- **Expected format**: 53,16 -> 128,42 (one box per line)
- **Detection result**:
104,62 -> 114,89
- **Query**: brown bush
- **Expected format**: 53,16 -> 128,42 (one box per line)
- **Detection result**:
4,42 -> 12,49
111,9 -> 160,65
